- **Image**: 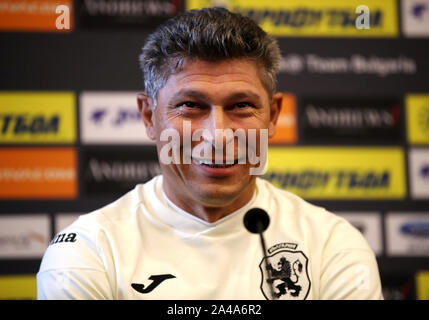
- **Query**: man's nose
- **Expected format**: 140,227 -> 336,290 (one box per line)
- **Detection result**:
203,106 -> 233,145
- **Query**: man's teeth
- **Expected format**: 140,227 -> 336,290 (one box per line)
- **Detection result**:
194,159 -> 237,167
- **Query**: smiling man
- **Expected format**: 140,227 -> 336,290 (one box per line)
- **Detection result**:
37,8 -> 383,300
139,57 -> 278,223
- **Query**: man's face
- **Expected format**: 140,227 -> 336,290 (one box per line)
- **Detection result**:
139,58 -> 281,212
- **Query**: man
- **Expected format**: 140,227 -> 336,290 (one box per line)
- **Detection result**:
37,8 -> 383,300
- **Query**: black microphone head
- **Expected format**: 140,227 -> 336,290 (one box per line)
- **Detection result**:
243,208 -> 270,234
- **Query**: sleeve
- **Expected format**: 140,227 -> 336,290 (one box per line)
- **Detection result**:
319,219 -> 384,300
37,218 -> 114,300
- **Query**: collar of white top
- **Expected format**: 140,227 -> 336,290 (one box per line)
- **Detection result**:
149,175 -> 258,235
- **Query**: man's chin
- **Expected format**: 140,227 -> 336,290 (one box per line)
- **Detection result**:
194,192 -> 237,208
188,179 -> 255,207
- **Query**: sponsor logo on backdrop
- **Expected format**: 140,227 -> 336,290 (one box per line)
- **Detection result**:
336,212 -> 383,255
402,0 -> 429,37
0,92 -> 76,144
300,98 -> 402,144
80,92 -> 153,144
409,148 -> 429,199
0,148 -> 77,199
401,221 -> 429,237
187,0 -> 397,37
406,94 -> 429,144
263,147 -> 406,199
280,54 -> 417,77
0,215 -> 50,259
386,213 -> 429,256
269,93 -> 297,145
0,0 -> 73,31
82,146 -> 161,197
78,0 -> 182,28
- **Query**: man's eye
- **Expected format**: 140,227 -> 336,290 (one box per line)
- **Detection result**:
235,102 -> 253,109
178,101 -> 197,108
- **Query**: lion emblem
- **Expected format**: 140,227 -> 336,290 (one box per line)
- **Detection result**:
260,250 -> 310,300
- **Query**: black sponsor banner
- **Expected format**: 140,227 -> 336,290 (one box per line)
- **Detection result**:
279,54 -> 417,78
299,98 -> 403,144
77,0 -> 183,28
81,145 -> 161,198
274,39 -> 428,96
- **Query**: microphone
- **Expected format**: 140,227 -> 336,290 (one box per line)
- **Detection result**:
243,208 -> 275,300
243,208 -> 270,234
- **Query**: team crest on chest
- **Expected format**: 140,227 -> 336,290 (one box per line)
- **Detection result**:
259,248 -> 311,300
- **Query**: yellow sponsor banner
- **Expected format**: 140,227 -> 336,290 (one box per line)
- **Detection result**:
0,92 -> 76,144
264,147 -> 406,199
0,275 -> 37,300
187,0 -> 398,37
406,94 -> 429,145
416,271 -> 429,300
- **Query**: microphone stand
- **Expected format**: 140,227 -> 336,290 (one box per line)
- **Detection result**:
257,221 -> 275,300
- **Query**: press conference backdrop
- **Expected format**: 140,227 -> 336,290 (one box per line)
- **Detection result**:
0,0 -> 429,300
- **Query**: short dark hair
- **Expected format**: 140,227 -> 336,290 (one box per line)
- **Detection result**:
139,7 -> 281,108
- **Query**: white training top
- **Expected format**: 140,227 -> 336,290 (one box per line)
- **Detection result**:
37,175 -> 383,300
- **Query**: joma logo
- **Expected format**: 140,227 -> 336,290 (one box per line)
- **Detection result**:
50,232 -> 77,245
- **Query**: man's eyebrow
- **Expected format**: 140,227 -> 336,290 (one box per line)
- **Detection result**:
169,89 -> 263,103
226,91 -> 262,103
169,89 -> 209,102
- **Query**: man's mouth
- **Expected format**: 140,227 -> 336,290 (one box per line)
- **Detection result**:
192,157 -> 243,168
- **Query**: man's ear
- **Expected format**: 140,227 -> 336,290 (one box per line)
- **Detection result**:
268,92 -> 283,139
137,93 -> 156,140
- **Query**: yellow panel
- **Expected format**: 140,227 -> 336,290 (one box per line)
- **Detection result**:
0,275 -> 37,300
264,147 -> 406,199
0,92 -> 76,144
406,94 -> 429,145
416,271 -> 429,300
187,0 -> 398,37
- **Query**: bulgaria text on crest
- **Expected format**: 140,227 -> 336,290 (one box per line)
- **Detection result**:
259,249 -> 311,300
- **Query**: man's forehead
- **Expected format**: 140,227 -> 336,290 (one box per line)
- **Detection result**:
169,88 -> 263,103
172,58 -> 261,79
159,58 -> 269,99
